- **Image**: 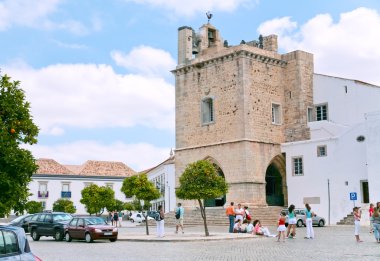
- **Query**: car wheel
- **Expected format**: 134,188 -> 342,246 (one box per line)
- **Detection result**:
54,230 -> 63,241
109,238 -> 117,242
65,232 -> 72,242
31,230 -> 40,241
85,233 -> 93,243
296,219 -> 303,227
131,219 -> 134,223
318,220 -> 325,227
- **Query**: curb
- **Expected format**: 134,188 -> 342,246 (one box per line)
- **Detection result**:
116,234 -> 258,242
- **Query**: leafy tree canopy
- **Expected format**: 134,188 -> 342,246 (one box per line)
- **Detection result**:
176,160 -> 229,236
121,174 -> 160,235
0,73 -> 39,216
80,184 -> 115,215
25,201 -> 43,214
176,160 -> 228,200
52,199 -> 76,214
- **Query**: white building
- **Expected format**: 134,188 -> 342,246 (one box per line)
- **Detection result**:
282,74 -> 380,225
145,154 -> 176,213
29,159 -> 135,214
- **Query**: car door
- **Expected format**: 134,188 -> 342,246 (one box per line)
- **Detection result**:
37,214 -> 47,235
22,216 -> 33,233
0,229 -> 21,261
76,218 -> 86,239
67,218 -> 78,239
44,214 -> 55,236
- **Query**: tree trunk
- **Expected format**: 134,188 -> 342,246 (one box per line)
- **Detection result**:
144,215 -> 150,235
198,199 -> 209,236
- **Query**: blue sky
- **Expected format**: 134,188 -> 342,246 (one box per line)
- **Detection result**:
1,0 -> 380,171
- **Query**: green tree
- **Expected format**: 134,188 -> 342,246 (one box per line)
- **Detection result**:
105,199 -> 126,213
176,160 -> 228,236
0,74 -> 39,217
25,201 -> 43,214
121,174 -> 160,235
80,184 -> 115,216
52,199 -> 76,213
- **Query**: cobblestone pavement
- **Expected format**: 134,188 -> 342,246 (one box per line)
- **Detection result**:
29,223 -> 380,261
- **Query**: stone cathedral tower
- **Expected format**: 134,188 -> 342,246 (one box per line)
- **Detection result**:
173,23 -> 313,208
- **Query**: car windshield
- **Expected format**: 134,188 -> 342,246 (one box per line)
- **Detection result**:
10,215 -> 28,224
53,214 -> 72,221
85,217 -> 106,225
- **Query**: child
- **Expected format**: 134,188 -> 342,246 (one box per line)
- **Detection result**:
369,203 -> 374,233
233,219 -> 242,233
277,212 -> 286,242
353,207 -> 363,242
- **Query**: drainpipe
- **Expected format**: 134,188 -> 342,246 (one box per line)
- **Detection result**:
327,179 -> 331,226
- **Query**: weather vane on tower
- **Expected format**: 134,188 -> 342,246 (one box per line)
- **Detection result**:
206,11 -> 213,23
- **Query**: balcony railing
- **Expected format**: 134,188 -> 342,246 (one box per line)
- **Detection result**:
38,191 -> 49,198
61,191 -> 72,198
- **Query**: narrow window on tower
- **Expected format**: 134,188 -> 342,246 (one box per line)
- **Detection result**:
271,103 -> 281,125
201,97 -> 214,125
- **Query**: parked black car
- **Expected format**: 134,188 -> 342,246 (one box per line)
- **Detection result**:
28,212 -> 72,241
7,214 -> 34,233
0,225 -> 42,260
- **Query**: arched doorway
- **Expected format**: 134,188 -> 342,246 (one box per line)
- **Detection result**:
204,163 -> 226,207
266,154 -> 286,206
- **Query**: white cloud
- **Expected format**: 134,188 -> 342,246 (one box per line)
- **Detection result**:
111,46 -> 176,78
125,0 -> 257,17
2,55 -> 175,135
23,141 -> 172,171
0,0 -> 96,35
258,7 -> 380,85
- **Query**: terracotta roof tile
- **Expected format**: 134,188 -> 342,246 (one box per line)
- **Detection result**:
36,159 -> 75,175
77,160 -> 136,177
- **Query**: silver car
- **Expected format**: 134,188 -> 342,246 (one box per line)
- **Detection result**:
281,208 -> 325,227
0,225 -> 42,260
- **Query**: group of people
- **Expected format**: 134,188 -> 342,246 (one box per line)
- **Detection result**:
225,202 -> 275,237
108,210 -> 123,227
155,203 -> 184,238
226,202 -> 316,242
276,203 -> 315,242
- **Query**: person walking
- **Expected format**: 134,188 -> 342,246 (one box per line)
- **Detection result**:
372,202 -> 380,243
353,207 -> 363,242
156,205 -> 165,238
304,203 -> 314,239
226,202 -> 235,233
175,203 -> 184,234
113,210 -> 119,227
286,204 -> 297,239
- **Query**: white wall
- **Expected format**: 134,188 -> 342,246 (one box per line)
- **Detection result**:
282,122 -> 369,225
314,74 -> 380,126
29,176 -> 128,214
147,162 -> 176,213
366,111 -> 380,203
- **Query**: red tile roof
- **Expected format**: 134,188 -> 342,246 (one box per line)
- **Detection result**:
36,159 -> 136,177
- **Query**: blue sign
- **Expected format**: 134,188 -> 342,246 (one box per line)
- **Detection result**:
350,192 -> 357,201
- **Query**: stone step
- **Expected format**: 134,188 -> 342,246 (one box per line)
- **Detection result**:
337,213 -> 354,225
165,206 -> 284,226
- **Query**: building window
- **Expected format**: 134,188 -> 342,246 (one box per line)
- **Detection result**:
307,107 -> 314,122
201,97 -> 214,124
271,103 -> 281,124
315,104 -> 328,121
38,182 -> 48,198
317,145 -> 327,157
61,183 -> 71,198
293,157 -> 303,176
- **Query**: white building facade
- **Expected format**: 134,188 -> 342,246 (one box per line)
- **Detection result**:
282,74 -> 380,225
29,159 -> 135,214
146,155 -> 176,213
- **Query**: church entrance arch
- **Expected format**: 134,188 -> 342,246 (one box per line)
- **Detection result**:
204,160 -> 226,207
265,154 -> 286,206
